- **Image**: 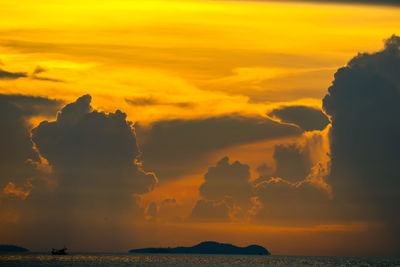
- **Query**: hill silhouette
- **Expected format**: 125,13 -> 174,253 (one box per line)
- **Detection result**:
129,241 -> 270,255
0,245 -> 29,253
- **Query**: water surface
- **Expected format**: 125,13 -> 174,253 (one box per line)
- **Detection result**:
1,253 -> 399,266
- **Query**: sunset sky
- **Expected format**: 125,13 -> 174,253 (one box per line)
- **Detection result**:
1,0 -> 400,257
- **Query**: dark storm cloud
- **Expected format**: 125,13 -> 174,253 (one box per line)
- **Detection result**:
126,97 -> 195,108
268,105 -> 329,131
32,95 -> 157,194
272,143 -> 313,182
0,94 -> 62,189
0,94 -> 62,231
0,69 -> 27,79
30,95 -> 157,222
135,115 -> 301,181
190,199 -> 230,222
323,35 -> 400,255
2,94 -> 63,117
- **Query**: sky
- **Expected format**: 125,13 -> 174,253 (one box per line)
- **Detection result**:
0,0 -> 400,257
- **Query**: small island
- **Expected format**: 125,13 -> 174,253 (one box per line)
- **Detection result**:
129,241 -> 270,255
0,245 -> 29,253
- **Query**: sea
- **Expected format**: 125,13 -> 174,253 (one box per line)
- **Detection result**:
0,253 -> 399,266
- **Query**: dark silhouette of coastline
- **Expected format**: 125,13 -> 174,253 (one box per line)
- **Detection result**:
129,241 -> 270,255
0,245 -> 29,253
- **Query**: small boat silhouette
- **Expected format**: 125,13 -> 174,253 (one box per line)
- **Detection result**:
51,246 -> 68,255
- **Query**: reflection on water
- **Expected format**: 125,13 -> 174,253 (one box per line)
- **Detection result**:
1,253 -> 399,266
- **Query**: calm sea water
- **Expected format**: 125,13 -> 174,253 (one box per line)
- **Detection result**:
1,253 -> 399,266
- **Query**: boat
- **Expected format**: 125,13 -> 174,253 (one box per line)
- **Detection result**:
51,246 -> 68,255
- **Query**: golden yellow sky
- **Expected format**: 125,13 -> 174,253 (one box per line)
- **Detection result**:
1,0 -> 400,256
1,0 -> 399,124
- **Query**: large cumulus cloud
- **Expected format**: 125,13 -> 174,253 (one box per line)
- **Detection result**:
191,157 -> 253,221
252,128 -> 339,223
190,146 -> 336,223
135,116 -> 301,182
1,94 -> 157,250
0,94 -> 62,190
199,157 -> 252,205
30,95 -> 157,221
0,94 -> 62,227
190,125 -> 334,223
323,35 -> 400,255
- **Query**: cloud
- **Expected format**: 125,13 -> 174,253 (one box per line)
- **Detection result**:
31,76 -> 64,83
200,157 -> 253,207
156,198 -> 186,223
0,94 -> 63,230
190,157 -> 254,221
30,66 -> 64,83
252,127 -> 331,186
135,115 -> 301,181
322,35 -> 400,255
0,94 -> 158,249
191,143 -> 334,223
2,182 -> 31,200
249,126 -> 338,223
190,199 -> 230,222
32,66 -> 46,75
268,105 -> 329,131
0,94 -> 62,190
272,143 -> 313,182
2,94 -> 63,117
186,124 -> 331,223
255,163 -> 273,176
126,96 -> 195,108
254,177 -> 337,223
30,95 -> 157,222
145,202 -> 158,221
0,69 -> 27,80
0,65 -> 61,82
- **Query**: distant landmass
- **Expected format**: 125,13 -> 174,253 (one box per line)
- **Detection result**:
0,245 -> 29,253
129,241 -> 270,255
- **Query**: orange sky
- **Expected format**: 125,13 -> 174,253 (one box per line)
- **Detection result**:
1,0 -> 399,123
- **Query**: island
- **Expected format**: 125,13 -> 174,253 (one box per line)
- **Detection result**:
129,241 -> 270,255
0,245 -> 29,253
